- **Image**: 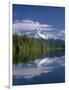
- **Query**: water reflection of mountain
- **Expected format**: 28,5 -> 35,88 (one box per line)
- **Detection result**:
13,55 -> 64,79
13,49 -> 65,64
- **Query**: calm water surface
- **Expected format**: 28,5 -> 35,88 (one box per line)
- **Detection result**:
13,51 -> 65,85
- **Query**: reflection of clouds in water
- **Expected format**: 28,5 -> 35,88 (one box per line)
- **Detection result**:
13,56 -> 64,79
37,56 -> 64,67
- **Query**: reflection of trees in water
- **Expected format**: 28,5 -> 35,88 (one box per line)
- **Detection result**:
13,34 -> 65,64
13,49 -> 65,64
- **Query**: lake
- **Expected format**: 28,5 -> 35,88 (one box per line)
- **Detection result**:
13,50 -> 65,85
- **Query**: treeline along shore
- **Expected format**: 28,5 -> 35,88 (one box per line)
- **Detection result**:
13,34 -> 65,64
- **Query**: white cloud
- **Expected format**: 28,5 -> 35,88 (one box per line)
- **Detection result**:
13,19 -> 52,32
54,30 -> 65,40
13,19 -> 65,40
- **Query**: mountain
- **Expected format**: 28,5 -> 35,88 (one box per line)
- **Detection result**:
13,30 -> 65,42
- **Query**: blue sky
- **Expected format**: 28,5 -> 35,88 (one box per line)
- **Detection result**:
13,4 -> 65,40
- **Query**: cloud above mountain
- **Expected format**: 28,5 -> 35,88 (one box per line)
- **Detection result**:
13,19 -> 52,31
13,19 -> 65,40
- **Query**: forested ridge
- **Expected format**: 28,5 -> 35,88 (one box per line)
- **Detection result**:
13,34 -> 65,64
